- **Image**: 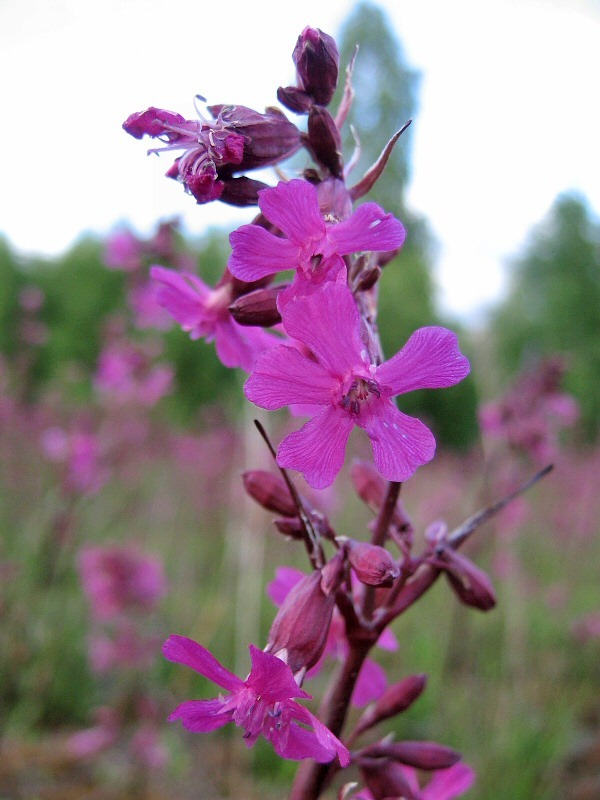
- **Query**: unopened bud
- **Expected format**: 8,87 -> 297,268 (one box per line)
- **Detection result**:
345,539 -> 400,587
277,85 -> 312,114
242,471 -> 296,516
354,265 -> 381,293
362,740 -> 461,771
353,674 -> 427,737
439,549 -> 497,611
293,27 -> 340,106
350,460 -> 413,534
229,286 -> 284,327
265,569 -> 336,672
273,517 -> 305,540
219,176 -> 268,207
307,106 -> 343,178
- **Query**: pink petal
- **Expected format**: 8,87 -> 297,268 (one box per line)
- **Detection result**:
258,180 -> 326,246
377,626 -> 400,652
325,202 -> 405,256
168,699 -> 232,732
422,763 -> 476,800
362,401 -> 436,482
245,344 -> 337,409
228,225 -> 300,281
290,704 -> 351,766
352,657 -> 387,706
376,327 -> 470,395
281,283 -> 366,375
214,318 -> 279,372
247,645 -> 309,702
277,406 -> 355,489
267,567 -> 306,606
271,719 -> 339,763
150,266 -> 210,336
162,635 -> 242,692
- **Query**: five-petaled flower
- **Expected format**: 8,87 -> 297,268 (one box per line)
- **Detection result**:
150,266 -> 279,372
163,635 -> 350,765
228,179 -> 405,302
245,282 -> 470,489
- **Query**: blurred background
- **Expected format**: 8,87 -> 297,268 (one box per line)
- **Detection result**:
1,1 -> 599,798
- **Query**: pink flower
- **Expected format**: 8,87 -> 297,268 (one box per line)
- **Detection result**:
66,707 -> 120,759
163,635 -> 349,765
79,544 -> 167,621
95,340 -> 173,406
150,265 -> 279,371
228,179 -> 405,296
245,283 -> 470,488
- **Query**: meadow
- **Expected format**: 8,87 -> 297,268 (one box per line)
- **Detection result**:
1,286 -> 598,800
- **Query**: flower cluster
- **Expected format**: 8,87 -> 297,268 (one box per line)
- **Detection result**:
123,24 -> 495,800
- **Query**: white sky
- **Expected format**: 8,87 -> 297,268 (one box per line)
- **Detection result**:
1,0 -> 599,321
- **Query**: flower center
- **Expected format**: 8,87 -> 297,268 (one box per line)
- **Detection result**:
340,377 -> 381,415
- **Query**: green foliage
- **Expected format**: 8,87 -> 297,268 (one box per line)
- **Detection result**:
0,236 -> 26,357
490,193 -> 600,437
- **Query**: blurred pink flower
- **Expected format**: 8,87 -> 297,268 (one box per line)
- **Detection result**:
66,707 -> 120,759
151,265 -> 279,371
104,230 -> 143,272
95,341 -> 173,406
79,544 -> 167,621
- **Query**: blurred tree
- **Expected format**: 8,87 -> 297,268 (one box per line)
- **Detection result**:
335,2 -> 479,448
490,192 -> 600,438
0,237 -> 25,358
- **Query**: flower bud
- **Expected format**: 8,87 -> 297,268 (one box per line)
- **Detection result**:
265,569 -> 336,672
345,539 -> 400,587
242,471 -> 297,516
273,517 -> 305,540
293,27 -> 339,106
350,460 -> 413,534
438,549 -> 497,611
362,740 -> 461,771
219,176 -> 269,207
353,674 -> 427,737
277,85 -> 313,114
307,106 -> 343,178
229,286 -> 284,327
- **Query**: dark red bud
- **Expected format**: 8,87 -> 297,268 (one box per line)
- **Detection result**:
307,106 -> 343,178
362,740 -> 461,771
229,286 -> 284,327
439,549 -> 497,611
353,674 -> 427,737
349,460 -> 413,534
277,85 -> 313,114
219,176 -> 268,207
242,471 -> 296,516
293,27 -> 340,106
346,539 -> 400,587
265,569 -> 336,672
320,552 -> 346,596
273,517 -> 305,540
